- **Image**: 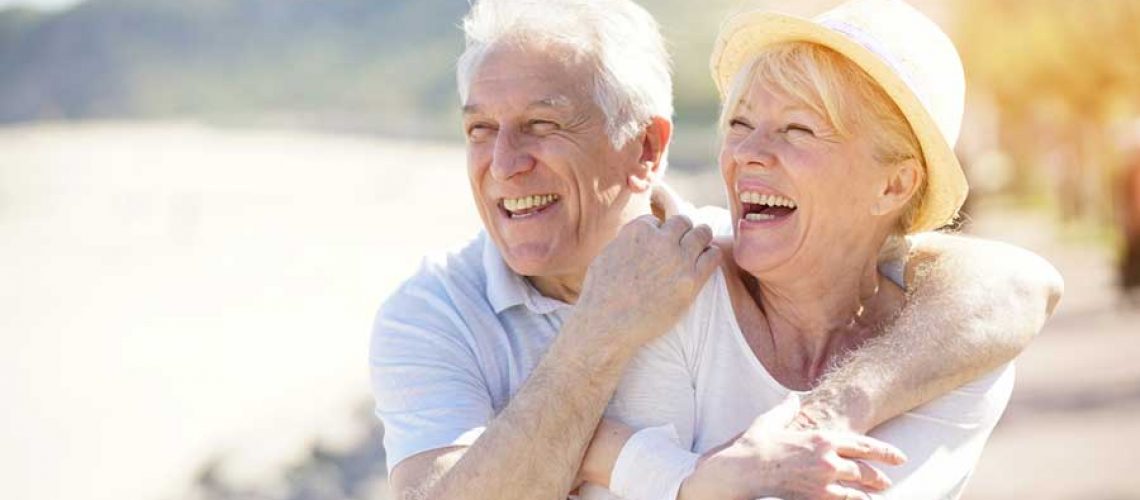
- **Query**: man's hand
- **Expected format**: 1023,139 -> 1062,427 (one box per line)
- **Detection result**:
576,214 -> 722,352
679,397 -> 906,500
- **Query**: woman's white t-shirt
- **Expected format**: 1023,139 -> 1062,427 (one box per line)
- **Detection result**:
580,267 -> 1015,500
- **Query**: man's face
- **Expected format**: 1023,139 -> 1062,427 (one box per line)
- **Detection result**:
463,43 -> 645,280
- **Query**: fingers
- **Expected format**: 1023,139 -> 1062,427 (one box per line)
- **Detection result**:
832,434 -> 907,466
680,223 -> 714,255
854,460 -> 893,491
823,483 -> 872,500
659,214 -> 693,241
631,213 -> 662,229
694,245 -> 722,282
832,457 -> 892,491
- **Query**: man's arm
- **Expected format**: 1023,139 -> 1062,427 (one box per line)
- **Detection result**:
796,232 -> 1063,433
388,216 -> 721,500
391,317 -> 644,499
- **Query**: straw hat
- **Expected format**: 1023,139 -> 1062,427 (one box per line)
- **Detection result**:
710,0 -> 968,233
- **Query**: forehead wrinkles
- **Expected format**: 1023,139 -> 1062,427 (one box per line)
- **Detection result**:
465,44 -> 595,115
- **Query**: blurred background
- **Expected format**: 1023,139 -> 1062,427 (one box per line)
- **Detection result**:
3,0 -> 1139,499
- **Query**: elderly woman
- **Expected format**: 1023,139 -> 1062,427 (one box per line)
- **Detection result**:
577,1 -> 1023,499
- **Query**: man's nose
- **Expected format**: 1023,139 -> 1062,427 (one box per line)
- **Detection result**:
490,128 -> 537,181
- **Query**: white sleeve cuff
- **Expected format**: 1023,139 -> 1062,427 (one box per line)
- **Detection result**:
609,424 -> 700,500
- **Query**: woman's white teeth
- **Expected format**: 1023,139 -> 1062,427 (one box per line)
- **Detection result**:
504,194 -> 558,212
745,213 -> 776,221
739,191 -> 797,208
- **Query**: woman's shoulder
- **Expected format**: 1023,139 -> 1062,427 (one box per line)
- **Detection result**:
635,264 -> 734,368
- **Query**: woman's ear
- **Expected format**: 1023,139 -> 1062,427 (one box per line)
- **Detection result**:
627,116 -> 673,193
872,158 -> 923,216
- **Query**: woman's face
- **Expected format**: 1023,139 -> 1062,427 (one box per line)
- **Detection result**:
720,81 -> 896,278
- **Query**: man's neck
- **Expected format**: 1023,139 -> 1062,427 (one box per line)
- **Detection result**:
523,191 -> 664,305
528,273 -> 586,304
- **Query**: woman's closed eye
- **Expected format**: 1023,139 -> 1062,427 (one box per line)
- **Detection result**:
780,123 -> 815,137
728,118 -> 754,132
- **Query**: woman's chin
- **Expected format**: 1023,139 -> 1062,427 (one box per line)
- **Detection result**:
731,237 -> 793,276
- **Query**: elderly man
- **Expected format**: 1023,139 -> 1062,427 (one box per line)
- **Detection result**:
371,0 -> 1062,499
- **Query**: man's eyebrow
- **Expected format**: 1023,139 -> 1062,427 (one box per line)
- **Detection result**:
527,96 -> 571,110
463,96 -> 572,115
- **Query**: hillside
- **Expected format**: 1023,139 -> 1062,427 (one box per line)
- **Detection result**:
0,0 -> 871,162
0,0 -> 471,136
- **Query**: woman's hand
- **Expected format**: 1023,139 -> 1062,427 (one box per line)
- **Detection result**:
679,397 -> 906,500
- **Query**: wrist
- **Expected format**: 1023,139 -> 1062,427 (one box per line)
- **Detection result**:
579,420 -> 635,487
677,456 -> 738,500
559,311 -> 641,367
799,386 -> 869,432
610,424 -> 699,500
677,474 -> 702,500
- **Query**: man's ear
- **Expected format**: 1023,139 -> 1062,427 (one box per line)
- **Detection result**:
872,158 -> 923,216
627,116 -> 673,193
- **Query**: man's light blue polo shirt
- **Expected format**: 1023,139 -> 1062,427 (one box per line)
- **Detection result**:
371,231 -> 576,473
370,203 -> 731,474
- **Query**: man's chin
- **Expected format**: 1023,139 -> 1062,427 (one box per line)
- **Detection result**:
500,242 -> 558,276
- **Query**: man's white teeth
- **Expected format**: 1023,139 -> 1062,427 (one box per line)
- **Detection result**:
739,191 -> 797,208
745,213 -> 776,221
504,194 -> 558,212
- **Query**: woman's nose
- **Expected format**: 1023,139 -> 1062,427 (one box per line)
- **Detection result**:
732,128 -> 777,169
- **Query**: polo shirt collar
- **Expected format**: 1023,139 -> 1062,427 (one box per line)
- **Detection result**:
482,233 -> 572,315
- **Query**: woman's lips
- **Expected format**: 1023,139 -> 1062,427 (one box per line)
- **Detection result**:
739,190 -> 797,222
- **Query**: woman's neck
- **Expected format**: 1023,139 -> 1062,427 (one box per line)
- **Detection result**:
730,248 -> 906,390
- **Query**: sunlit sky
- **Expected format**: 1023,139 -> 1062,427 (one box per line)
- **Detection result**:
0,0 -> 84,10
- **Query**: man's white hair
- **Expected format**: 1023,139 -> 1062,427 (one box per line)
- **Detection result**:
457,0 -> 674,149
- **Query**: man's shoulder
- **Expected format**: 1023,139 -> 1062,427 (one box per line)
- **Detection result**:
390,232 -> 488,300
373,233 -> 492,338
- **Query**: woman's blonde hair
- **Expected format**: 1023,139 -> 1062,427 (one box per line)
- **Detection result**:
720,42 -> 927,234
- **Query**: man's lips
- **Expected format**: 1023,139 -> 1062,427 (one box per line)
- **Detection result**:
499,193 -> 560,218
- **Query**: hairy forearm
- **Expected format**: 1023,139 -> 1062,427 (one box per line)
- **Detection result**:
802,233 -> 1063,433
392,214 -> 720,499
420,317 -> 635,500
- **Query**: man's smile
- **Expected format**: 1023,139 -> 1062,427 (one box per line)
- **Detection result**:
499,194 -> 561,219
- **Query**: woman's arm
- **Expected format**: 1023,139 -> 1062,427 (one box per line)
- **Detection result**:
574,323 -> 700,499
578,419 -> 637,487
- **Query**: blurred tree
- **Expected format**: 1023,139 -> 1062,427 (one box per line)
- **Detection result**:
955,0 -> 1140,222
